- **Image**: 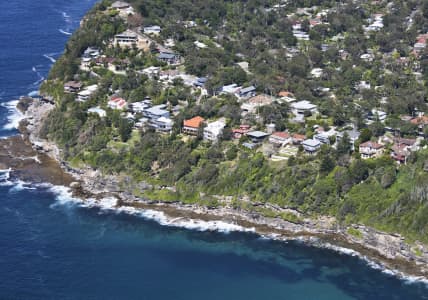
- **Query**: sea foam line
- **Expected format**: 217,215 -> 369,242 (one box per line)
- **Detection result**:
59,29 -> 72,36
4,178 -> 427,287
1,100 -> 24,130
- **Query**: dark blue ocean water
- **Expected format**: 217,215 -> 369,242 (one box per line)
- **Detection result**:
0,1 -> 428,299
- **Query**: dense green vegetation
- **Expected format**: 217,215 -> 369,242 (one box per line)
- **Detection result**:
40,0 -> 428,243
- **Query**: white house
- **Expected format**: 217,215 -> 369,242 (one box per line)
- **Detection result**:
302,139 -> 321,154
150,116 -> 173,133
291,100 -> 318,121
204,119 -> 226,142
108,97 -> 127,110
144,25 -> 161,35
114,30 -> 139,46
77,84 -> 98,102
87,107 -> 106,118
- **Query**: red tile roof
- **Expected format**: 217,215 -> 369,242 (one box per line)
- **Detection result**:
271,132 -> 290,139
292,133 -> 306,141
410,116 -> 428,125
183,116 -> 205,128
359,141 -> 383,149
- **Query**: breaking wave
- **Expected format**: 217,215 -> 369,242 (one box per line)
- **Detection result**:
1,100 -> 24,130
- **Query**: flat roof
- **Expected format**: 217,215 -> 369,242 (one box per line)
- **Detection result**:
247,131 -> 270,138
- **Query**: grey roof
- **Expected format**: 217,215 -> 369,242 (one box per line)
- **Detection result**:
303,139 -> 321,147
240,86 -> 256,94
145,107 -> 169,116
243,142 -> 256,149
158,52 -> 176,59
247,131 -> 270,138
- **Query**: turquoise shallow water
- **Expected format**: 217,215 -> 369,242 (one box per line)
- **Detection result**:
0,1 -> 428,299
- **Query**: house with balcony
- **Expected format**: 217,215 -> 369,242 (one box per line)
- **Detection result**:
204,119 -> 226,142
183,116 -> 205,135
359,141 -> 384,159
302,139 -> 321,154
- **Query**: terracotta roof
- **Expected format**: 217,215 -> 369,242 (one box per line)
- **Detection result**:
292,133 -> 306,140
410,116 -> 428,125
271,132 -> 290,139
183,116 -> 205,128
359,141 -> 383,149
278,91 -> 294,97
247,95 -> 273,105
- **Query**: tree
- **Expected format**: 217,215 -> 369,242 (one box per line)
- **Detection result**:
337,132 -> 351,156
320,155 -> 335,175
118,118 -> 133,142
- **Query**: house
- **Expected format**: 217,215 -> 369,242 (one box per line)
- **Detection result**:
302,139 -> 321,154
194,41 -> 208,49
87,107 -> 106,118
278,91 -> 296,103
130,101 -> 150,113
193,77 -> 208,87
370,109 -> 387,122
204,119 -> 226,142
310,68 -> 323,78
232,125 -> 251,139
292,133 -> 306,144
77,84 -> 98,102
144,25 -> 161,35
389,138 -> 417,164
242,142 -> 257,150
314,132 -> 331,145
183,116 -> 205,135
410,115 -> 428,135
238,86 -> 256,98
141,66 -> 160,78
108,96 -> 127,110
359,141 -> 384,159
291,100 -> 318,121
246,131 -> 270,143
64,81 -> 82,93
143,105 -> 170,120
336,129 -> 361,151
221,83 -> 241,95
269,132 -> 291,147
157,52 -> 180,65
111,1 -> 130,9
241,94 -> 274,113
114,29 -> 139,46
150,116 -> 173,133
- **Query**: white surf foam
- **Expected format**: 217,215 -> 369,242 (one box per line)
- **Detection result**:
0,168 -> 12,186
43,53 -> 57,63
137,209 -> 255,233
1,100 -> 24,130
31,66 -> 45,86
48,185 -> 83,208
59,29 -> 72,36
9,180 -> 36,193
43,186 -> 428,286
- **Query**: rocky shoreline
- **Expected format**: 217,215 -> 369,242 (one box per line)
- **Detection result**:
3,96 -> 428,282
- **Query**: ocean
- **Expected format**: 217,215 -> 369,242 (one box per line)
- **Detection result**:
0,1 -> 427,299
